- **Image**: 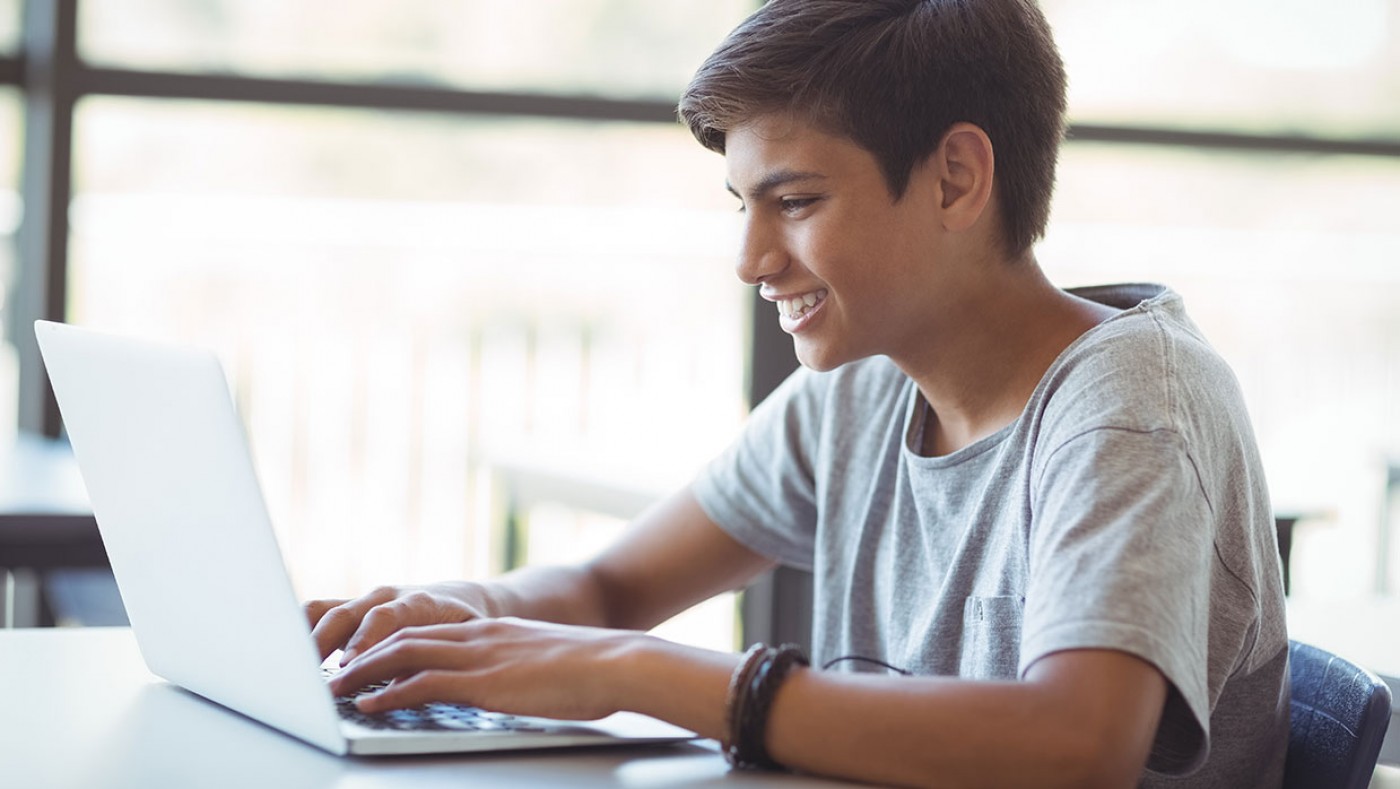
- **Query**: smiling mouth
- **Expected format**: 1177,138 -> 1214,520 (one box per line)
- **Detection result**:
776,289 -> 829,320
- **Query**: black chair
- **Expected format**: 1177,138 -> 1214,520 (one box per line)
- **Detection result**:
1285,639 -> 1393,789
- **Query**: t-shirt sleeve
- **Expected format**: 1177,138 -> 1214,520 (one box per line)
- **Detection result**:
1022,426 -> 1214,776
690,367 -> 823,571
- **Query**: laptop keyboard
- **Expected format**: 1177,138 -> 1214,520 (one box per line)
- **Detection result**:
324,668 -> 549,733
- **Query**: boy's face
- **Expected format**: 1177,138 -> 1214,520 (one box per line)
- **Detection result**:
725,115 -> 952,372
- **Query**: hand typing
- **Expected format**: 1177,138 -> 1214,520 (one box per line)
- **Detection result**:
304,582 -> 494,665
326,617 -> 648,722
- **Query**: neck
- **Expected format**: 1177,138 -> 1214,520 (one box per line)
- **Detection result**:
895,258 -> 1116,457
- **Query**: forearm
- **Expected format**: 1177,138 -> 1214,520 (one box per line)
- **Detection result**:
624,648 -> 1077,787
480,488 -> 772,632
762,670 -> 1104,788
615,641 -> 1160,789
618,636 -> 739,741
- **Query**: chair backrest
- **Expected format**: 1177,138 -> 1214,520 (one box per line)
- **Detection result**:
1285,639 -> 1393,789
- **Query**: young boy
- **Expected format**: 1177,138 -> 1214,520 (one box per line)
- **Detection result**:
308,1 -> 1289,785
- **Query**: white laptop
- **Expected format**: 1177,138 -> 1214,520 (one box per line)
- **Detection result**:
35,319 -> 696,756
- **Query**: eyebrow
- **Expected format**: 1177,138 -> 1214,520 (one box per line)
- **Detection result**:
725,169 -> 828,202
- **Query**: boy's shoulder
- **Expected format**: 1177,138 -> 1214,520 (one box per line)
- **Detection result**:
1036,285 -> 1244,441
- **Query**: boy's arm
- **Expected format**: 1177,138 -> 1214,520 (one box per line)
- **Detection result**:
627,640 -> 1168,789
470,485 -> 776,629
325,488 -> 1167,787
332,611 -> 1167,789
776,648 -> 1169,788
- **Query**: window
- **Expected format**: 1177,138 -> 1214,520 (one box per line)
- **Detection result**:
1046,0 -> 1400,138
0,0 -> 17,53
23,0 -> 1400,651
79,0 -> 754,100
0,87 -> 18,442
0,2 -> 20,458
1,0 -> 759,648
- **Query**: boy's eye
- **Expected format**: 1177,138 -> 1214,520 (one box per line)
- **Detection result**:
780,197 -> 818,213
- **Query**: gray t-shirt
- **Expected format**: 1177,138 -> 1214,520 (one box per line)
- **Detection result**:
693,284 -> 1289,787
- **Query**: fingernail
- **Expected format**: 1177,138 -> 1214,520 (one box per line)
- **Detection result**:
341,649 -> 357,666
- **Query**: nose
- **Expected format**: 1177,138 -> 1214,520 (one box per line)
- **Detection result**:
734,215 -> 787,286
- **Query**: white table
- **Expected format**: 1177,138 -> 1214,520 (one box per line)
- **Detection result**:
0,628 -> 857,789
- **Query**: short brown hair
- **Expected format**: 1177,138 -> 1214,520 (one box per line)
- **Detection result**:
679,0 -> 1067,256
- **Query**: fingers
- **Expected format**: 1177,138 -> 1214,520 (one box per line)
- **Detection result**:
304,598 -> 347,629
327,619 -> 620,721
305,598 -> 349,660
355,670 -> 473,714
329,628 -> 476,702
341,591 -> 450,665
307,587 -> 398,661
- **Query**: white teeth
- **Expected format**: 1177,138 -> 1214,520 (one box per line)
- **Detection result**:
776,290 -> 827,319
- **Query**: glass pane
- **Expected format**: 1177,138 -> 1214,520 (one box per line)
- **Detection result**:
0,0 -> 17,53
0,85 -> 16,194
0,87 -> 19,441
71,97 -> 746,647
80,0 -> 756,100
1042,143 -> 1400,599
1045,0 -> 1400,138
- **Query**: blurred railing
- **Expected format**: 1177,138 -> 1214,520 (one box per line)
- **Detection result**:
66,195 -> 749,612
489,455 -> 739,653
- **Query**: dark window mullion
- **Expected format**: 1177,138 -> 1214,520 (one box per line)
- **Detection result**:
0,55 -> 22,83
76,67 -> 680,124
14,0 -> 78,437
1069,123 -> 1400,159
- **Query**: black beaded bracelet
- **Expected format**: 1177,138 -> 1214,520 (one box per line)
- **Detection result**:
725,643 -> 809,770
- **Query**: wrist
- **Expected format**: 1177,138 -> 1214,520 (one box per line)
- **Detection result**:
464,579 -> 507,618
724,643 -> 810,771
613,634 -> 737,740
426,580 -> 500,619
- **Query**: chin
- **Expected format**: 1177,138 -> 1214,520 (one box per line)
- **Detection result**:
793,343 -> 856,373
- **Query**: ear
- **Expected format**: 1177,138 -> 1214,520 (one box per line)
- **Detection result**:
930,122 -> 995,233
